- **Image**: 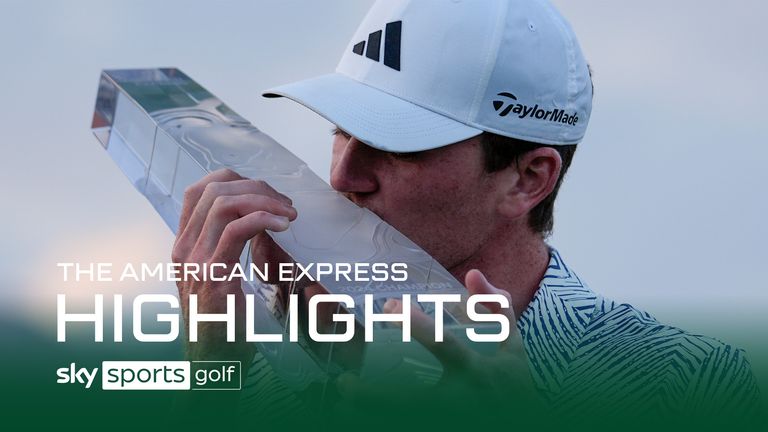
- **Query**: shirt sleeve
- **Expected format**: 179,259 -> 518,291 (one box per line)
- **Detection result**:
682,343 -> 763,419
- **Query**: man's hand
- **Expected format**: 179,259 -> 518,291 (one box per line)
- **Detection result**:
171,168 -> 297,364
335,269 -> 543,414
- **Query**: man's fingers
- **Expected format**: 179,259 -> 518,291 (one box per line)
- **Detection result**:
178,168 -> 242,236
181,179 -> 289,247
210,209 -> 291,265
194,194 -> 296,256
174,174 -> 292,262
384,299 -> 475,374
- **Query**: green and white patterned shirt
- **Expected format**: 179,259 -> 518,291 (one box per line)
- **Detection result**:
239,248 -> 762,417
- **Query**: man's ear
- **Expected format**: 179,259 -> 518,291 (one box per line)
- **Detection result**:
496,147 -> 562,220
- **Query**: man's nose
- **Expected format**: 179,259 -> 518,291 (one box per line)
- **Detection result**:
330,136 -> 379,194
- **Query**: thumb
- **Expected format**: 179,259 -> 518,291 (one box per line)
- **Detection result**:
465,270 -> 526,355
464,269 -> 512,315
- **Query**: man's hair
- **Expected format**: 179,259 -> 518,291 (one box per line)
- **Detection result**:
480,133 -> 577,238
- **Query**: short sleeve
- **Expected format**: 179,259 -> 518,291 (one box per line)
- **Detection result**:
682,343 -> 763,419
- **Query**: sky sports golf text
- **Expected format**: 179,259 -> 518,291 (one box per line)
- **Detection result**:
56,361 -> 241,390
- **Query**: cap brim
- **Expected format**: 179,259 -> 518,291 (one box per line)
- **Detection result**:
262,73 -> 482,152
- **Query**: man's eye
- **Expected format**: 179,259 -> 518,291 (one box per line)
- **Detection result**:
390,151 -> 424,161
331,127 -> 351,139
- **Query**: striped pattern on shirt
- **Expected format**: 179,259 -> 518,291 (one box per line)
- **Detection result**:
239,248 -> 762,417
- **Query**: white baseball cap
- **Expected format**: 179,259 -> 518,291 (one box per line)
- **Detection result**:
263,0 -> 592,152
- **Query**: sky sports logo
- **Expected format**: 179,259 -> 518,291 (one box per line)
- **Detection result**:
56,361 -> 241,390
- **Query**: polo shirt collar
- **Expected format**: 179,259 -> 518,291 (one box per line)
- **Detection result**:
516,248 -> 599,396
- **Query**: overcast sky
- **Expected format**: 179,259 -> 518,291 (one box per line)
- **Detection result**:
1,0 -> 766,353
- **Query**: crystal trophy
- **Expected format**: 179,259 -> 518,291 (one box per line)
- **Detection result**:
91,68 -> 506,391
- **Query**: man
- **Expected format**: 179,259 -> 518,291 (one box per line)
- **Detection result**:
172,0 -> 761,422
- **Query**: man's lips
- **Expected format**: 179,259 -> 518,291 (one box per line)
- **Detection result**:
343,192 -> 369,210
343,192 -> 387,222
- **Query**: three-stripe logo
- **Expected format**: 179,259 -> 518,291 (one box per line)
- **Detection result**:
352,21 -> 402,71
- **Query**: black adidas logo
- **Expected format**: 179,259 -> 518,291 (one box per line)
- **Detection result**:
352,21 -> 402,71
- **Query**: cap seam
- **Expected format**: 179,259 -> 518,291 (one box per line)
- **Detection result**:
467,0 -> 508,123
539,0 -> 578,141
